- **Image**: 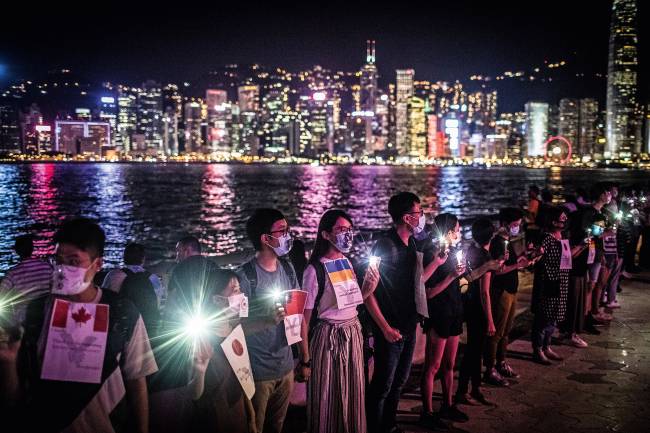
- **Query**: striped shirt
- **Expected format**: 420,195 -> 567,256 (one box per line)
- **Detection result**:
0,257 -> 53,323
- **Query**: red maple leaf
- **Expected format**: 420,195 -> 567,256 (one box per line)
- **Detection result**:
71,307 -> 92,325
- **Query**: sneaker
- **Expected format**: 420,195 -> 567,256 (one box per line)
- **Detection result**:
594,312 -> 613,321
532,349 -> 552,365
419,412 -> 449,431
439,405 -> 469,423
497,361 -> 520,378
483,368 -> 510,387
606,300 -> 621,309
454,392 -> 478,406
470,391 -> 494,406
621,271 -> 633,279
543,347 -> 564,361
570,334 -> 588,348
387,426 -> 405,433
617,285 -> 622,293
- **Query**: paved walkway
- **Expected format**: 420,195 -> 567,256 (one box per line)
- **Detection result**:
396,273 -> 650,433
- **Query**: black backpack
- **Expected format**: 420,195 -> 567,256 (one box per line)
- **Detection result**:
120,269 -> 161,339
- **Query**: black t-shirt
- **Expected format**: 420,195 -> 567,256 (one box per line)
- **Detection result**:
426,246 -> 463,317
490,234 -> 519,294
466,244 -> 492,307
569,206 -> 604,276
371,228 -> 419,333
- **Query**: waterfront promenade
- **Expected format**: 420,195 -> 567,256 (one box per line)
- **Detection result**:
284,272 -> 650,433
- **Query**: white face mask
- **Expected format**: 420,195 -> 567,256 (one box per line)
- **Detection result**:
408,214 -> 426,235
268,233 -> 293,257
213,293 -> 248,318
51,263 -> 93,296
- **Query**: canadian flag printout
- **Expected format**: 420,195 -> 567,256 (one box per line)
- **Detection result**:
41,299 -> 110,384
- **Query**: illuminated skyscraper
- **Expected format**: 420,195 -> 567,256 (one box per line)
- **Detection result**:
407,96 -> 426,157
137,81 -> 163,151
606,0 -> 641,157
206,89 -> 232,151
395,69 -> 414,155
184,102 -> 203,153
578,99 -> 599,158
524,101 -> 549,157
558,98 -> 579,151
117,86 -> 137,152
358,40 -> 378,155
0,105 -> 21,153
98,96 -> 117,145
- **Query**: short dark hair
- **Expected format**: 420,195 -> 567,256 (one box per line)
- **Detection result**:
123,243 -> 146,266
178,236 -> 201,254
498,207 -> 524,225
388,192 -> 420,223
246,208 -> 286,251
541,189 -> 553,203
471,218 -> 495,246
529,185 -> 540,194
545,206 -> 566,231
433,213 -> 459,235
14,234 -> 34,259
54,218 -> 105,259
590,183 -> 609,202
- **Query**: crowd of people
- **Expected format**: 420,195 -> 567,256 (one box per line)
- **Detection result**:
0,181 -> 649,433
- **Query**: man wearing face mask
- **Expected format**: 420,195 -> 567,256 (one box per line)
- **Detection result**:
365,192 -> 429,433
0,218 -> 158,433
236,208 -> 302,433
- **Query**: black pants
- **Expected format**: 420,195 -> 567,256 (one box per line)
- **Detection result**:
457,310 -> 486,395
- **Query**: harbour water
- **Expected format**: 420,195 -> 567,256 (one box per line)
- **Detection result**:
0,163 -> 648,270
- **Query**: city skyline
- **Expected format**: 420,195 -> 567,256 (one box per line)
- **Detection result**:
1,1 -> 648,162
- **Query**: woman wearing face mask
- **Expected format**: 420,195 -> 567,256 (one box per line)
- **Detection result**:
420,213 -> 469,426
189,268 -> 255,433
531,207 -> 570,365
302,209 -> 379,433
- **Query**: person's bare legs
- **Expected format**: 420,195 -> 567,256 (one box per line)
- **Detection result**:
420,329 -> 448,414
440,335 -> 460,408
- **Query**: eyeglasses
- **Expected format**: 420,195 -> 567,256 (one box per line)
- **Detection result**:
269,228 -> 291,237
332,226 -> 354,235
407,210 -> 424,217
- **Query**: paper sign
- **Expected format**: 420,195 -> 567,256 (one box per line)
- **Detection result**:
280,290 -> 307,345
560,239 -> 572,270
239,295 -> 249,318
220,324 -> 255,399
414,252 -> 429,318
323,258 -> 363,309
41,299 -> 109,384
587,243 -> 596,265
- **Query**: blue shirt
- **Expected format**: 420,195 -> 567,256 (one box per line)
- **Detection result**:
237,258 -> 299,382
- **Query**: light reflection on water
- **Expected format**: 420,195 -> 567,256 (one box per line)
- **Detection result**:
0,163 -> 647,270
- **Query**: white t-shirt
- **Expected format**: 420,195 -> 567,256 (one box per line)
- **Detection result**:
303,258 -> 358,322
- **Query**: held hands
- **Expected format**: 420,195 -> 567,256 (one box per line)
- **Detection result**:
361,264 -> 381,296
193,339 -> 213,374
434,250 -> 448,267
516,256 -> 531,269
295,363 -> 312,383
486,259 -> 503,272
382,326 -> 403,343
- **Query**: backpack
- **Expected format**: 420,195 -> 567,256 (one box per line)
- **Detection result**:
120,269 -> 161,339
241,258 -> 297,297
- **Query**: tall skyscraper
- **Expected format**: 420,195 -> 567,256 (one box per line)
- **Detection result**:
137,81 -> 164,151
359,40 -> 378,155
524,101 -> 549,157
0,105 -> 21,153
578,99 -> 599,158
407,96 -> 426,157
184,102 -> 204,153
395,69 -> 414,155
117,86 -> 138,152
558,98 -> 579,151
606,0 -> 641,157
98,96 -> 117,145
206,89 -> 232,151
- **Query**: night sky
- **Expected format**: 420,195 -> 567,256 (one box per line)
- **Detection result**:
0,1 -> 647,111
